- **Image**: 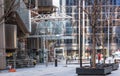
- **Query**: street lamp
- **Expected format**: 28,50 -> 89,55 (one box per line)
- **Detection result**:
78,0 -> 82,68
107,7 -> 110,57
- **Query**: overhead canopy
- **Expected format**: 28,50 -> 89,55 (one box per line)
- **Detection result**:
31,20 -> 68,35
31,11 -> 72,22
30,10 -> 73,40
28,35 -> 74,40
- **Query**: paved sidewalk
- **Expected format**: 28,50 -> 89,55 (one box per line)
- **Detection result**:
0,62 -> 78,76
0,62 -> 120,76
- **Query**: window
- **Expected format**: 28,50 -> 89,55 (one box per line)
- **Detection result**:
65,22 -> 72,35
86,36 -> 92,44
75,14 -> 79,19
103,27 -> 108,33
113,36 -> 118,43
86,27 -> 92,33
60,0 -> 62,5
73,38 -> 77,44
64,39 -> 72,44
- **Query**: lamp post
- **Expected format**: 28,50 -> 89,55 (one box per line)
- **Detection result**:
78,0 -> 82,68
107,7 -> 110,57
82,0 -> 85,59
107,16 -> 110,57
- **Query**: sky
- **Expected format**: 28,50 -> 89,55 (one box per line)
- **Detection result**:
116,0 -> 120,5
53,0 -> 60,7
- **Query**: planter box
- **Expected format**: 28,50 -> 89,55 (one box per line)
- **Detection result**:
107,63 -> 119,70
76,66 -> 112,75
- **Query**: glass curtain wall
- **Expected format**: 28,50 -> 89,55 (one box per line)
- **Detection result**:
81,0 -> 120,57
60,0 -> 120,58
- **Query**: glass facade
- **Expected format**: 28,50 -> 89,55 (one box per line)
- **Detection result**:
61,0 -> 79,45
82,0 -> 120,55
60,0 -> 120,57
59,0 -> 79,57
31,20 -> 65,35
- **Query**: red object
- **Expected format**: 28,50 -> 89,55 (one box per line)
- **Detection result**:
9,68 -> 16,72
98,53 -> 101,60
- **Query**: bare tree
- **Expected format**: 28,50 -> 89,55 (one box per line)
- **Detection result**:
80,0 -> 115,68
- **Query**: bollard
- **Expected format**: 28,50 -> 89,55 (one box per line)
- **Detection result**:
66,59 -> 67,65
55,58 -> 57,67
64,58 -> 67,67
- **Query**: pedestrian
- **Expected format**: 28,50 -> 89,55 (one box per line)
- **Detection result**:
98,53 -> 101,64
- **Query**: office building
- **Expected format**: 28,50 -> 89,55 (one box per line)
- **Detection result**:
59,0 -> 120,59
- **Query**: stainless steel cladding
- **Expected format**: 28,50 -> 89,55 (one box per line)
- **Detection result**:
38,0 -> 57,6
5,24 -> 17,49
27,38 -> 37,49
0,0 -> 6,70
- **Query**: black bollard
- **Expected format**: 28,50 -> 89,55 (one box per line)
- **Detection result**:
55,55 -> 58,67
55,58 -> 57,67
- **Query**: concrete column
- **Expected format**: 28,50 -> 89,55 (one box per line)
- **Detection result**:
0,0 -> 6,69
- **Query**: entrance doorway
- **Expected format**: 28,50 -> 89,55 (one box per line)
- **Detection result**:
54,48 -> 64,60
